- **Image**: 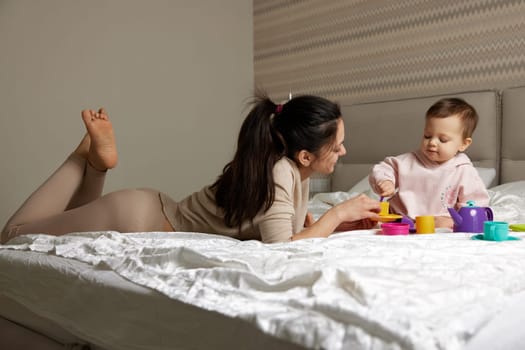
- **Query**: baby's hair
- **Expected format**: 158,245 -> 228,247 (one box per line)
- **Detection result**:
425,98 -> 478,138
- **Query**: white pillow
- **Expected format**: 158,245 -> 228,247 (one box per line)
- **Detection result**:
347,176 -> 379,200
347,167 -> 497,194
489,181 -> 525,197
347,176 -> 372,194
475,167 -> 496,188
488,181 -> 525,223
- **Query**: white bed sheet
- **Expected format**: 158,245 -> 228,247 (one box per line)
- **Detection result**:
2,228 -> 525,350
0,244 -> 301,350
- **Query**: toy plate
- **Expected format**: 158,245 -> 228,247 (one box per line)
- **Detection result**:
377,214 -> 402,222
471,234 -> 520,241
510,224 -> 525,232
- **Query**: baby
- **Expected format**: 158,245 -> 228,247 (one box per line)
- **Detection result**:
368,97 -> 490,228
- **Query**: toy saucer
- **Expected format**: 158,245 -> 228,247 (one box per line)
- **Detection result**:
510,224 -> 525,232
377,214 -> 402,222
471,234 -> 520,241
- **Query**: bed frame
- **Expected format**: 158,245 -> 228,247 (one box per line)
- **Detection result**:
501,86 -> 525,183
2,86 -> 525,350
332,89 -> 505,191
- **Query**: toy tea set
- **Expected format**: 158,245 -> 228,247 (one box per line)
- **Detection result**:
378,199 -> 522,241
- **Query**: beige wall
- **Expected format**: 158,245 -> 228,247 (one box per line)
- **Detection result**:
254,0 -> 525,194
254,0 -> 525,104
0,1 -> 253,227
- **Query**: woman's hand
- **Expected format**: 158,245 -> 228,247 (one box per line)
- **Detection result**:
292,194 -> 380,241
334,194 -> 382,223
304,212 -> 315,227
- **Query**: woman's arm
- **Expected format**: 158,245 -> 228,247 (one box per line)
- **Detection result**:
304,212 -> 377,231
457,166 -> 490,207
292,194 -> 381,240
335,218 -> 377,232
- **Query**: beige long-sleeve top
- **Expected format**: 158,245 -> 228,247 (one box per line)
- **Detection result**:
160,157 -> 309,243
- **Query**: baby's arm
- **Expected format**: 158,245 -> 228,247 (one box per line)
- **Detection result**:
435,216 -> 453,229
377,180 -> 396,197
456,166 -> 490,207
369,157 -> 398,197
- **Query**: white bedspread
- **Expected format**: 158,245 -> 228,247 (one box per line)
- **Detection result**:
3,229 -> 525,350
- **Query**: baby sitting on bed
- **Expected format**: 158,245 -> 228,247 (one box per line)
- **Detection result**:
368,97 -> 490,229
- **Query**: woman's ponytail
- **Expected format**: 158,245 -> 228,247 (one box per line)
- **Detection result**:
213,91 -> 341,229
212,92 -> 283,228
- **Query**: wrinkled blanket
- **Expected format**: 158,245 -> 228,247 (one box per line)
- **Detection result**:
3,229 -> 525,350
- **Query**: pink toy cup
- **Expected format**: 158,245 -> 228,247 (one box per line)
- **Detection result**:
381,223 -> 409,235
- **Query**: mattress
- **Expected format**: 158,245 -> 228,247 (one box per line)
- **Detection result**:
0,236 -> 302,350
3,227 -> 525,350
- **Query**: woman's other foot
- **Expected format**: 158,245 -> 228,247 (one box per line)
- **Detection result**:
80,108 -> 118,171
73,133 -> 90,159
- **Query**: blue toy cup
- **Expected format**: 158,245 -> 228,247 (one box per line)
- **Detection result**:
483,221 -> 509,241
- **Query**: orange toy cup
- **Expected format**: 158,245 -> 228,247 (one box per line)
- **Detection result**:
416,215 -> 435,234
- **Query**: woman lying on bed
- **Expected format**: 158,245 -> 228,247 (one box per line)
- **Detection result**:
1,93 -> 381,244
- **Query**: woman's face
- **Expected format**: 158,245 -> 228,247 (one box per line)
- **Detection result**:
310,118 -> 346,174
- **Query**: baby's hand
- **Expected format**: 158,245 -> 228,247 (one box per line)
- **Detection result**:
377,180 -> 396,197
435,216 -> 453,229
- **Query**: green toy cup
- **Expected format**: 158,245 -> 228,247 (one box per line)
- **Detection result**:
483,221 -> 509,241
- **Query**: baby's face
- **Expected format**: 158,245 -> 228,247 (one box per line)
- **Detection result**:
419,115 -> 471,164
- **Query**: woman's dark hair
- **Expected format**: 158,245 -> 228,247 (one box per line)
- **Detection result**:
211,91 -> 341,228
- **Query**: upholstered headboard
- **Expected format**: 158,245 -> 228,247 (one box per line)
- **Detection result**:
501,86 -> 525,184
332,90 -> 501,192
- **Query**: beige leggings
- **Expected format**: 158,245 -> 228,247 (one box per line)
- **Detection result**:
1,154 -> 169,244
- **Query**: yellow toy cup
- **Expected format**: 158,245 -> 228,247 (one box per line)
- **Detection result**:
380,202 -> 389,216
416,215 -> 435,234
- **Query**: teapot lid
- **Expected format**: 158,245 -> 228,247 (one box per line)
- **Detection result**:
466,200 -> 477,207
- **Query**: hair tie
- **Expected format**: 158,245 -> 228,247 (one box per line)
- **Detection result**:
275,104 -> 283,114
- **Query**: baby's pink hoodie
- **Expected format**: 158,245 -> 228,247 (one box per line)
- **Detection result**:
369,151 -> 490,218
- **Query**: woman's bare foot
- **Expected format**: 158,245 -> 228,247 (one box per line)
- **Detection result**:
80,108 -> 118,171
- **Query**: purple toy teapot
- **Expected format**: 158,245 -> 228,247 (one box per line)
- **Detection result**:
447,200 -> 493,233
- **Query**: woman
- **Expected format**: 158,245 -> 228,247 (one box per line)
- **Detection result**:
1,93 -> 380,244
